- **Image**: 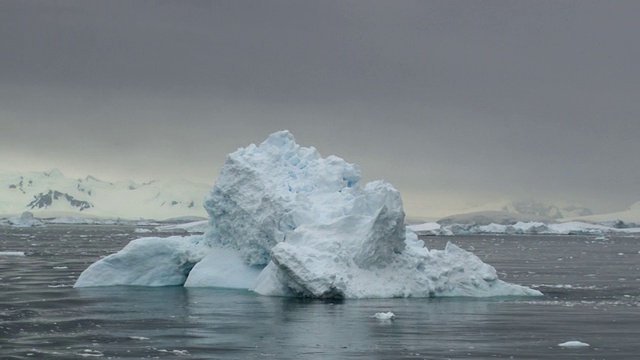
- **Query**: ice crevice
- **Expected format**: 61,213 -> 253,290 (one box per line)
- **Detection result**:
74,130 -> 542,298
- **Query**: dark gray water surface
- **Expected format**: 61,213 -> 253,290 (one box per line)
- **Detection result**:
1,225 -> 639,359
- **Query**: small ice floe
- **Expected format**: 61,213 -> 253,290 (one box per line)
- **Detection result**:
53,266 -> 68,270
558,340 -> 590,348
128,336 -> 150,340
373,312 -> 395,320
158,349 -> 189,356
77,349 -> 104,357
530,284 -> 597,290
0,251 -> 25,257
134,228 -> 153,233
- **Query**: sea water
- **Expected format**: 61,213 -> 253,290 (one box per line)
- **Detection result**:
1,225 -> 639,359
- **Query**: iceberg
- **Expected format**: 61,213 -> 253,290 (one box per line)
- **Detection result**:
7,212 -> 44,227
75,130 -> 540,298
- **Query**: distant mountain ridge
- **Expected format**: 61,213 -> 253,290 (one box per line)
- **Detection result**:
501,200 -> 593,219
573,201 -> 640,224
0,169 -> 210,220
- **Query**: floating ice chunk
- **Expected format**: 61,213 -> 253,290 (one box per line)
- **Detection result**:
558,340 -> 590,348
158,349 -> 190,356
128,336 -> 150,340
0,251 -> 25,257
74,236 -> 209,287
77,349 -> 104,357
373,312 -> 395,320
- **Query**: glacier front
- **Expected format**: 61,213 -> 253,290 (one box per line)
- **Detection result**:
75,130 -> 541,298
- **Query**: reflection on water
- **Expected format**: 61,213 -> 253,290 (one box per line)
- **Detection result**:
72,287 -> 502,359
1,225 -> 639,359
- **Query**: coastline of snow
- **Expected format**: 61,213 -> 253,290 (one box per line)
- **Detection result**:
74,130 -> 541,299
155,220 -> 209,234
408,221 -> 640,236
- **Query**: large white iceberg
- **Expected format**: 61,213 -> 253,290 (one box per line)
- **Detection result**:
75,131 -> 540,298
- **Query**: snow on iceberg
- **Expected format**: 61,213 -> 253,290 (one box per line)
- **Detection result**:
75,130 -> 541,298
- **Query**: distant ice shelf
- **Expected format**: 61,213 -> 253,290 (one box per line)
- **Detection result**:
407,221 -> 640,236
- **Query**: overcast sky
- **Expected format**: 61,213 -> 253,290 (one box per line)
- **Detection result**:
1,0 -> 639,219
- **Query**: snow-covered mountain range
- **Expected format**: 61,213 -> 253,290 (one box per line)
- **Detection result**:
2,169 -> 638,225
0,169 -> 209,220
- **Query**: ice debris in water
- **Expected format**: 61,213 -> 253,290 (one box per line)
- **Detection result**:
0,251 -> 25,257
558,340 -> 590,348
128,336 -> 150,341
373,312 -> 395,320
74,130 -> 542,299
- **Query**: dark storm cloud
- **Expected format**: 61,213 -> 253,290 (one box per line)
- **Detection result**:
1,0 -> 639,217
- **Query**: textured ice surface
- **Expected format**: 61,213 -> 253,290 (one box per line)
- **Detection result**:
75,235 -> 209,287
75,131 -> 540,298
184,247 -> 263,288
